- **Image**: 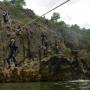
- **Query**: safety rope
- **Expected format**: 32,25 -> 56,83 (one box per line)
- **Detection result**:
25,0 -> 70,26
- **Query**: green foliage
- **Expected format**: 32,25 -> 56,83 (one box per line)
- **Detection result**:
71,24 -> 80,33
51,12 -> 60,23
14,0 -> 26,8
56,20 -> 90,49
2,0 -> 26,8
56,21 -> 66,31
3,0 -> 9,2
3,0 -> 10,5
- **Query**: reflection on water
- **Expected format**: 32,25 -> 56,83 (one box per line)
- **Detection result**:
0,80 -> 90,90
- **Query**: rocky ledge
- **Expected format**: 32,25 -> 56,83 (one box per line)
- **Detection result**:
0,54 -> 90,82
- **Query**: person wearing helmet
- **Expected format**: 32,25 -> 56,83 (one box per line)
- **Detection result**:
7,38 -> 18,67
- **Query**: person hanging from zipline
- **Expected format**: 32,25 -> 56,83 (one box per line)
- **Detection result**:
7,38 -> 18,68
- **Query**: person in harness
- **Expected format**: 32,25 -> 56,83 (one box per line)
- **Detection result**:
3,11 -> 9,23
40,32 -> 47,47
7,38 -> 18,67
40,32 -> 48,56
44,40 -> 49,56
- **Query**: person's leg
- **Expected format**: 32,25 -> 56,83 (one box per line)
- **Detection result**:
7,55 -> 11,65
4,16 -> 8,23
41,39 -> 43,46
6,55 -> 12,69
12,55 -> 17,66
41,38 -> 45,46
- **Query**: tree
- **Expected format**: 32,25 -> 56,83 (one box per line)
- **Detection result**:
3,0 -> 10,3
71,24 -> 80,31
51,12 -> 60,23
2,0 -> 26,8
72,24 -> 80,28
11,0 -> 26,7
3,0 -> 10,5
16,0 -> 26,7
10,0 -> 16,4
3,0 -> 7,1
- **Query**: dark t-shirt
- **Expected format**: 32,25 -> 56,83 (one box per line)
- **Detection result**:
3,12 -> 8,23
9,42 -> 18,53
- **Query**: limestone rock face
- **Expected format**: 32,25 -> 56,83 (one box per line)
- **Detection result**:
40,55 -> 90,81
0,55 -> 90,82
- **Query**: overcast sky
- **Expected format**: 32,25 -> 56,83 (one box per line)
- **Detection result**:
24,0 -> 90,29
0,0 -> 90,28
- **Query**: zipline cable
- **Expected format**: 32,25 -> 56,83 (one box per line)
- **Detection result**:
0,0 -> 70,27
41,0 -> 70,17
27,0 -> 70,25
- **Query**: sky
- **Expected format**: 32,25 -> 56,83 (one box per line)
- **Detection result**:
24,0 -> 90,29
0,0 -> 90,29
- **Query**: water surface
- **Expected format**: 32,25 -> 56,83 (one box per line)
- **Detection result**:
0,80 -> 90,90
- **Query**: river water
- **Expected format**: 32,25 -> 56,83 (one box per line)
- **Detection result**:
0,80 -> 90,90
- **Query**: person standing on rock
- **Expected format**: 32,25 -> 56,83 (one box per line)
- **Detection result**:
7,38 -> 18,67
43,40 -> 48,56
40,32 -> 48,56
40,32 -> 47,48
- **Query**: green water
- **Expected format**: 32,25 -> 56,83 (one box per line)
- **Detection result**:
0,80 -> 90,90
